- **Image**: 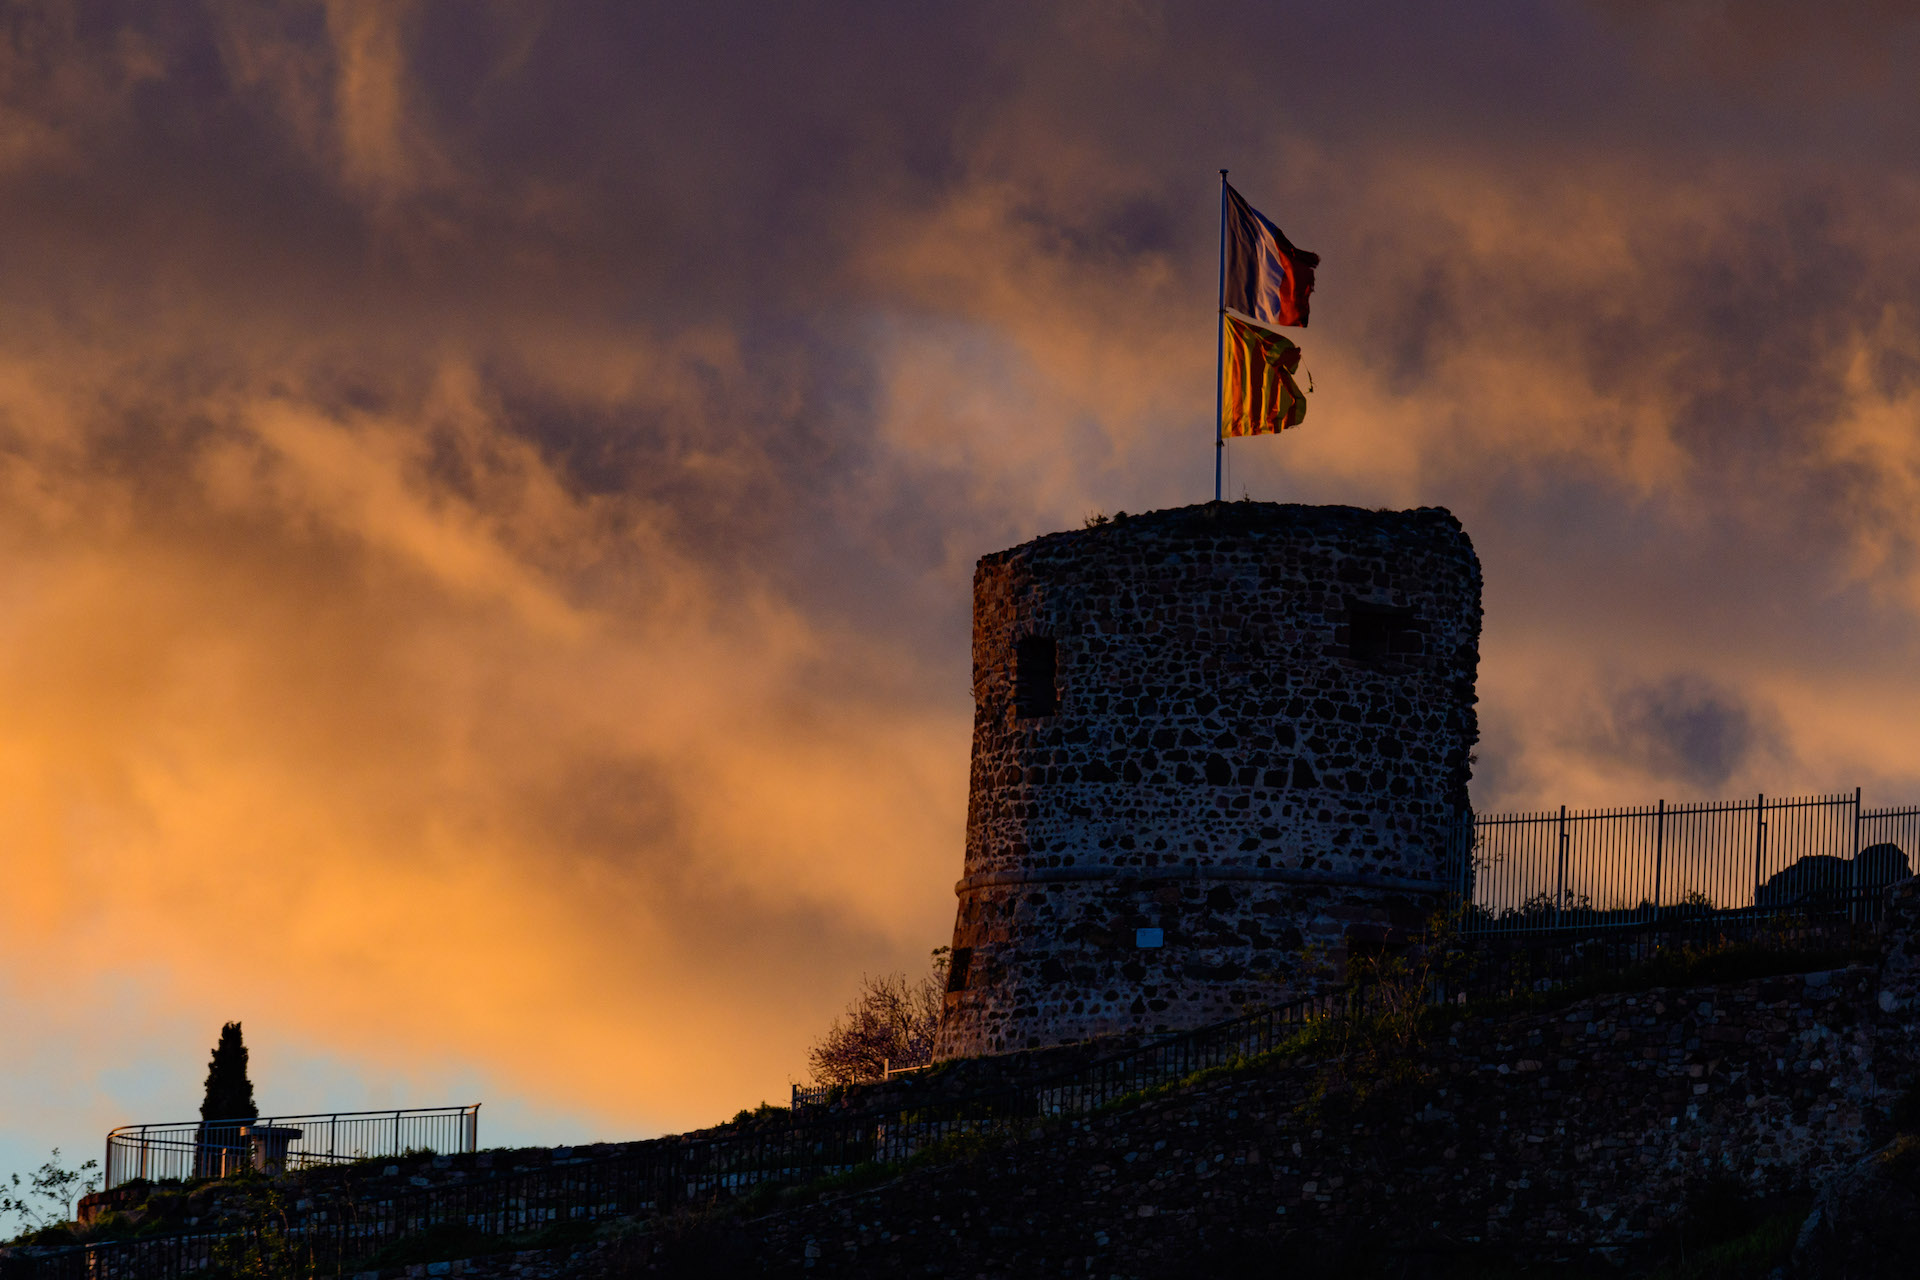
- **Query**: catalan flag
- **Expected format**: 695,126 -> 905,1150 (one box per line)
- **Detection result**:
1221,311 -> 1307,437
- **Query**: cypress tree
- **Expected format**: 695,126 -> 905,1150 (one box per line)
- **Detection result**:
200,1022 -> 257,1122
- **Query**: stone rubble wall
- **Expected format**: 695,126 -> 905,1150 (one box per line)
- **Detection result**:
939,501 -> 1482,1058
745,954 -> 1920,1276
230,891 -> 1920,1279
51,1142 -> 676,1263
55,886 -> 1919,1278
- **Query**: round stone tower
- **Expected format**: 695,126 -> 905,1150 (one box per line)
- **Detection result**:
934,501 -> 1481,1059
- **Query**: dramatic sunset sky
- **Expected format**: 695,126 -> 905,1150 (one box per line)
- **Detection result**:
5,0 -> 1920,1174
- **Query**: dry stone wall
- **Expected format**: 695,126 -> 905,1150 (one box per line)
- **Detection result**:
73,889 -> 1920,1280
937,501 -> 1482,1057
739,930 -> 1920,1277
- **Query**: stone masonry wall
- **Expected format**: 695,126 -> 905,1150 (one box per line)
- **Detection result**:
741,918 -> 1920,1277
74,887 -> 1918,1280
937,501 -> 1482,1057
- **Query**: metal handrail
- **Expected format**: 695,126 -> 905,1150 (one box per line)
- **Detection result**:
103,1105 -> 479,1190
49,991 -> 1363,1280
1451,789 -> 1920,935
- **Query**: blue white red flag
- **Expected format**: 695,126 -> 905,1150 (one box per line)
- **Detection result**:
1221,182 -> 1317,329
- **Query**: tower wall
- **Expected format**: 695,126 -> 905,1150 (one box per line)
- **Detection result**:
934,502 -> 1481,1059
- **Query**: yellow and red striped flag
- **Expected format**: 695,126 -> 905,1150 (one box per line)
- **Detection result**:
1220,310 -> 1307,436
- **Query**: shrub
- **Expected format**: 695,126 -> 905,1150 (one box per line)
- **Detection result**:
0,1149 -> 101,1242
805,949 -> 948,1086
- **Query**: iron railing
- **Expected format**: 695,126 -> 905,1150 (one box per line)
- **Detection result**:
103,1106 -> 480,1190
1026,986 -> 1358,1116
3,1157 -> 653,1280
13,989 -> 1366,1280
789,1082 -> 834,1109
1452,788 -> 1920,934
790,1060 -> 929,1109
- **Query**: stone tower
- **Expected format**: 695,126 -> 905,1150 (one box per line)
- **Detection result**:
934,502 -> 1481,1059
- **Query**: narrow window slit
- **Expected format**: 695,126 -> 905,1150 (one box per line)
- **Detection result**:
1014,636 -> 1058,717
945,947 -> 973,992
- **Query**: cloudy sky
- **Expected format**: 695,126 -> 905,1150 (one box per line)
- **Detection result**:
5,0 -> 1920,1173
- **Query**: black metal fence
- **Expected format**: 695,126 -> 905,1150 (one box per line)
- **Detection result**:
1453,789 -> 1920,934
790,1062 -> 928,1108
5,1157 -> 662,1280
104,1107 -> 481,1190
8,987 -> 1369,1280
1028,986 -> 1361,1117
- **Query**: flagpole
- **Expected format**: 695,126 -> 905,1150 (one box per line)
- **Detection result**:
1213,169 -> 1228,502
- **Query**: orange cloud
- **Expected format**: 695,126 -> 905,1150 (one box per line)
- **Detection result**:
5,0 -> 1920,1172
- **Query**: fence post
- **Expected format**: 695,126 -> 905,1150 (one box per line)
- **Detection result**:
1753,793 -> 1767,908
1850,786 -> 1864,924
1652,799 -> 1666,924
1449,810 -> 1468,902
1555,806 -> 1568,928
